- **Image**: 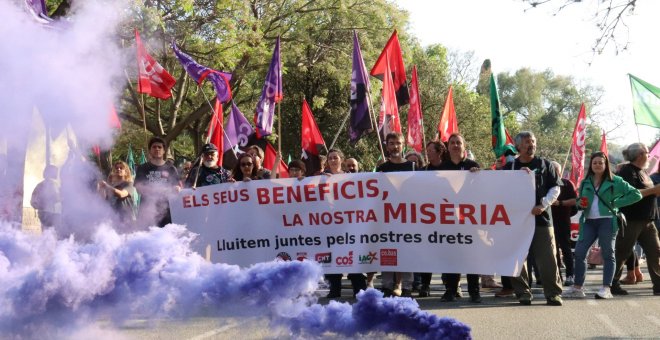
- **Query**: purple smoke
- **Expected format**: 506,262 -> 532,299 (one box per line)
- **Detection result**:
281,289 -> 471,339
0,1 -> 471,338
0,223 -> 471,339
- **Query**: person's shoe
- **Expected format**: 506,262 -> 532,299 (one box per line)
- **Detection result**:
401,289 -> 413,298
564,276 -> 574,287
620,270 -> 637,285
495,288 -> 515,298
546,295 -> 563,306
588,264 -> 597,269
366,281 -> 374,289
326,291 -> 341,299
392,283 -> 402,297
481,276 -> 502,288
563,286 -> 586,298
518,294 -> 533,305
653,289 -> 660,296
469,293 -> 482,303
635,266 -> 644,283
418,285 -> 431,298
611,285 -> 628,295
595,286 -> 613,299
455,289 -> 463,298
440,291 -> 456,302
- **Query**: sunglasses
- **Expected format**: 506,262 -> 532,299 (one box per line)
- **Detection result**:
240,162 -> 253,167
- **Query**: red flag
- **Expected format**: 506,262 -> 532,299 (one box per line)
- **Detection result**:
206,99 -> 224,166
406,66 -> 424,152
301,99 -> 326,175
569,103 -> 587,187
600,129 -> 608,157
109,104 -> 121,130
437,86 -> 459,142
136,29 -> 176,99
370,30 -> 409,106
263,143 -> 289,178
378,52 -> 401,136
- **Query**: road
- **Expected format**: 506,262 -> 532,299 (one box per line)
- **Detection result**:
98,266 -> 660,339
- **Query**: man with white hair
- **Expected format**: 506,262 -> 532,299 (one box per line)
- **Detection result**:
185,143 -> 231,188
502,131 -> 563,306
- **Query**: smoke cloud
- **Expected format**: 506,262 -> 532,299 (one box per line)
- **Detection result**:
0,1 -> 471,339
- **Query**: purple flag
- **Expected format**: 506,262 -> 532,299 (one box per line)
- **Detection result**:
349,30 -> 372,145
24,0 -> 54,24
223,101 -> 254,153
253,37 -> 283,138
171,41 -> 233,103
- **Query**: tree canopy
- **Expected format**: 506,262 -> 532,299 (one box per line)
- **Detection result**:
46,0 -> 615,175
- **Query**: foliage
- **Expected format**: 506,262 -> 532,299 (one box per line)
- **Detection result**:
45,0 -> 617,175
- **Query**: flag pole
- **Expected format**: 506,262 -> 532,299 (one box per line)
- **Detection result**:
191,90 -> 238,189
329,109 -> 350,151
561,144 -> 571,178
199,90 -> 238,157
421,116 -> 428,164
366,89 -> 386,161
272,102 -> 282,179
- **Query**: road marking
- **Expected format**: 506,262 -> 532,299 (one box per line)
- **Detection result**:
646,315 -> 660,328
595,314 -> 626,337
626,300 -> 640,307
187,322 -> 239,340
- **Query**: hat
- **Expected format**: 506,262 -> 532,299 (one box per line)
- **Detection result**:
202,143 -> 218,154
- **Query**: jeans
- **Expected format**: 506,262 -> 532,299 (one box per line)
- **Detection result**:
574,218 -> 616,286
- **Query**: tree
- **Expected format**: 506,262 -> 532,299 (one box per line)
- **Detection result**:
523,0 -> 638,55
496,68 -> 605,173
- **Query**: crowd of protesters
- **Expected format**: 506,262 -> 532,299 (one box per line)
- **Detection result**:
30,131 -> 660,306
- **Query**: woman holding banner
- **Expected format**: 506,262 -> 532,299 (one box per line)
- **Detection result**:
231,153 -> 259,182
436,133 -> 482,303
565,151 -> 641,299
322,149 -> 367,299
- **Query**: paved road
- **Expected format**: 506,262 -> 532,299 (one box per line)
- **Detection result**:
103,266 -> 660,339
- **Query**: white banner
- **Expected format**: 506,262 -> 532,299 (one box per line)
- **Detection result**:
170,171 -> 535,275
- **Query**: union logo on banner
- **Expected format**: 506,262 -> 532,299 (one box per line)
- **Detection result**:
380,248 -> 398,266
315,252 -> 332,266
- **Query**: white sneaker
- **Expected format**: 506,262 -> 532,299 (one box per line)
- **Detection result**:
595,286 -> 613,299
564,286 -> 586,298
392,283 -> 402,297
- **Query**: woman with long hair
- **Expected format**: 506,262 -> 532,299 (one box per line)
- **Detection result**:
564,151 -> 641,299
322,149 -> 368,299
99,161 -> 138,224
231,153 -> 259,181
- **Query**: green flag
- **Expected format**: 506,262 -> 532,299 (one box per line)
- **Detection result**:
139,149 -> 147,165
490,74 -> 517,158
630,74 -> 660,128
126,144 -> 136,178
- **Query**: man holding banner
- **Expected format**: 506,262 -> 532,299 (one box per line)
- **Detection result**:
376,132 -> 415,297
504,131 -> 563,306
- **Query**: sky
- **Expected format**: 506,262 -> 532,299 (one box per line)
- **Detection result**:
396,0 -> 660,147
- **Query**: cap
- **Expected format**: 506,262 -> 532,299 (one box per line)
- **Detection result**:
202,143 -> 218,153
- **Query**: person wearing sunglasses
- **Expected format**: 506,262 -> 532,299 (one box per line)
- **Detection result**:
99,161 -> 138,225
231,153 -> 259,182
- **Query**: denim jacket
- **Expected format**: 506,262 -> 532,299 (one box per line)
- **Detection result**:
577,174 -> 642,239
